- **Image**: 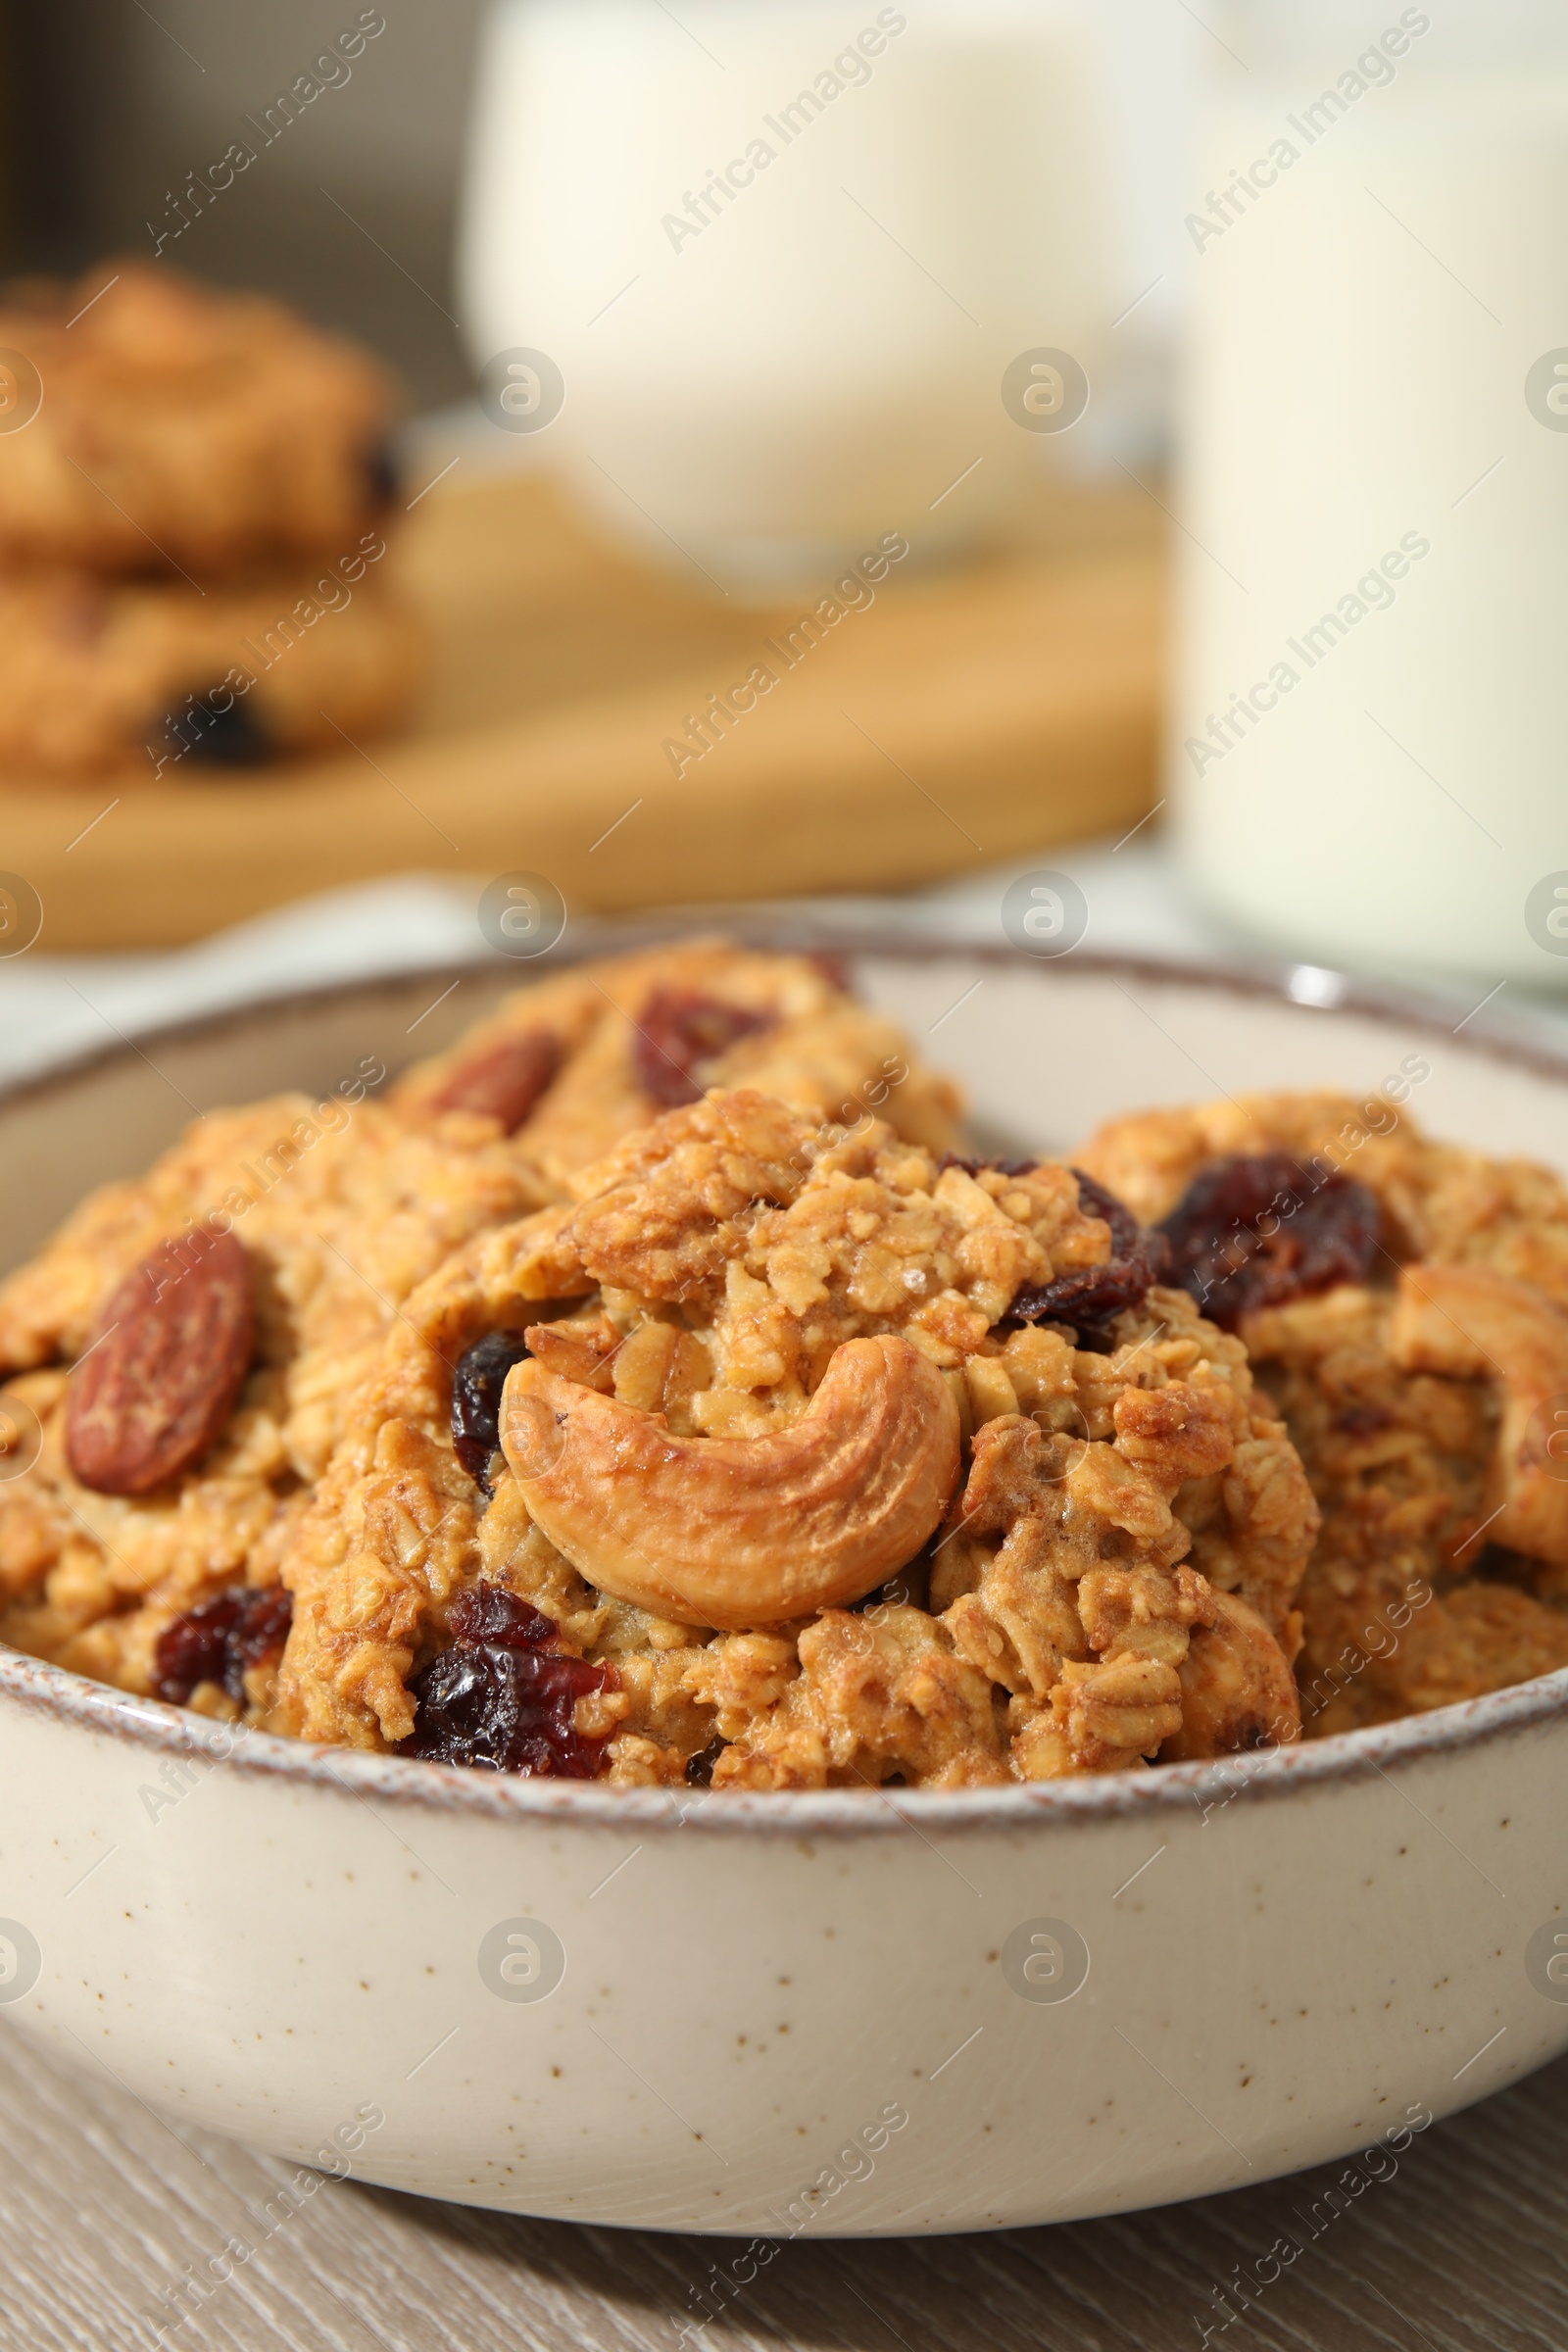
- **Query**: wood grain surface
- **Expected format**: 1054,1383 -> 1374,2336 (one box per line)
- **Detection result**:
3,2019 -> 1561,2352
0,471 -> 1164,953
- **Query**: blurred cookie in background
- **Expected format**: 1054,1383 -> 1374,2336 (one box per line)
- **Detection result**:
0,560 -> 426,779
0,261 -> 400,574
0,259 -> 430,776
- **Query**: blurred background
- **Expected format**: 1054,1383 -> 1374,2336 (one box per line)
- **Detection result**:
0,0 -> 1194,421
0,0 -> 1564,1060
0,0 -> 483,408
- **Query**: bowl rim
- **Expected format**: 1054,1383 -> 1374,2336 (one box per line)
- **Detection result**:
5,1639 -> 1565,1836
6,919 -> 1568,1838
7,906 -> 1568,1108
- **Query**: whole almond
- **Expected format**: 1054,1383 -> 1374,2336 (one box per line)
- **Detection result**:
66,1230 -> 255,1495
429,1030 -> 560,1133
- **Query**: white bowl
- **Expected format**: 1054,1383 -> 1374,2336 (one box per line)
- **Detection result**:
3,937 -> 1566,2234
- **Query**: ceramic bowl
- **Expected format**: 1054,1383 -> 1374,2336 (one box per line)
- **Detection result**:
3,937 -> 1567,2235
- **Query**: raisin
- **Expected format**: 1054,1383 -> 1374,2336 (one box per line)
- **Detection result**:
446,1584 -> 556,1649
685,1736 -> 725,1787
632,987 -> 776,1106
398,1584 -> 614,1777
1334,1402 -> 1395,1438
848,1553 -> 932,1615
1228,1716 -> 1274,1753
197,699 -> 272,765
935,1153 -> 1040,1180
1157,1152 -> 1381,1329
156,690 -> 271,768
451,1331 -> 532,1490
364,437 -> 399,506
1007,1170 -> 1169,1344
429,1031 -> 560,1132
154,1583 -> 293,1705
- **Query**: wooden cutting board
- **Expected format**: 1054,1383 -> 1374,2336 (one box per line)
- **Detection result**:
0,467 -> 1165,951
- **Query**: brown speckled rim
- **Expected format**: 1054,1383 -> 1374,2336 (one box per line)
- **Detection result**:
4,1642 -> 1567,1836
6,902 -> 1568,1108
5,917 -> 1568,1836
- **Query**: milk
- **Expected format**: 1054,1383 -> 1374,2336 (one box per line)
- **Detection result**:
459,0 -> 1112,594
1171,9 -> 1568,985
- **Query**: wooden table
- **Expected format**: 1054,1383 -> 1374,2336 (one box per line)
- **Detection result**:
0,469 -> 1164,952
5,2018 -> 1560,2350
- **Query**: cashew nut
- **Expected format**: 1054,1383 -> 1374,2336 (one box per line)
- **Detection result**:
1390,1263 -> 1568,1572
1159,1590 -> 1300,1761
500,1334 -> 960,1629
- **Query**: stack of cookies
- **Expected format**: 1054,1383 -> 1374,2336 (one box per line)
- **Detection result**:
0,260 -> 428,780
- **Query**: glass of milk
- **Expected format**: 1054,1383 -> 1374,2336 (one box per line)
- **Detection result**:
459,0 -> 1114,596
1170,0 -> 1568,987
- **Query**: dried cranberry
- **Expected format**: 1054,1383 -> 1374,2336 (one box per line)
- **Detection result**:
154,1584 -> 293,1705
452,1331 -> 532,1490
398,1584 -> 613,1777
429,1031 -> 560,1134
632,988 -> 776,1106
1007,1170 -> 1169,1344
1157,1152 -> 1381,1328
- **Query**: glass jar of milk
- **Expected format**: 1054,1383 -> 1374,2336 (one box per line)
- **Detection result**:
459,0 -> 1113,596
1170,0 -> 1568,987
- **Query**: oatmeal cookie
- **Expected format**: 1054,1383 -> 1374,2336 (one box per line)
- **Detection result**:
1077,1088 -> 1568,1309
276,1091 -> 1318,1786
1077,1092 -> 1568,1729
0,262 -> 397,572
391,939 -> 964,1183
0,561 -> 424,779
1244,1285 -> 1568,1732
0,1094 -> 546,1711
